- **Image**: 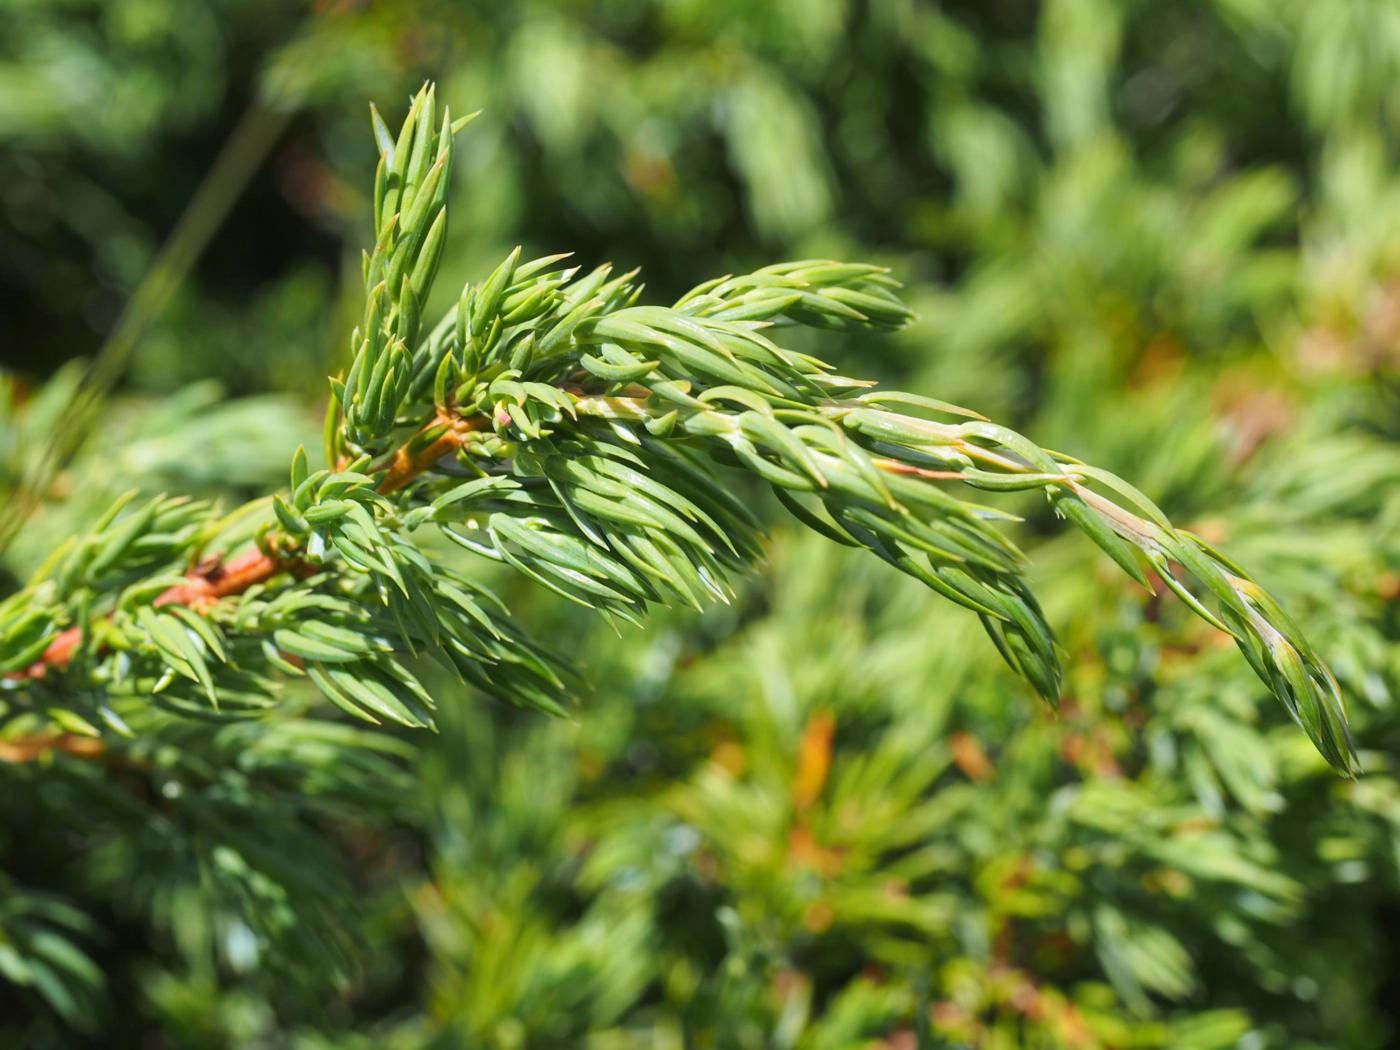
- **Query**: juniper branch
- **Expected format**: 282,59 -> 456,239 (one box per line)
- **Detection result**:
0,84 -> 1356,775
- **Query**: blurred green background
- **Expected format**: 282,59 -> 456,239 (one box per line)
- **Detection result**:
2,0 -> 1398,1046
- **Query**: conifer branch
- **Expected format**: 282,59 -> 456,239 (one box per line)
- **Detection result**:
0,83 -> 1356,775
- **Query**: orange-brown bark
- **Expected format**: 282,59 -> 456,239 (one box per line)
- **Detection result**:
10,409 -> 489,682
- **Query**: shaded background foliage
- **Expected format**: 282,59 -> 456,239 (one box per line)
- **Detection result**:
1,0 -> 1398,1046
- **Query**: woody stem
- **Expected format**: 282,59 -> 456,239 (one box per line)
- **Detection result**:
18,411 -> 491,681
376,412 -> 489,494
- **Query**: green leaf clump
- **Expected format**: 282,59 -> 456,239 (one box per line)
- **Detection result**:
4,84 -> 1355,781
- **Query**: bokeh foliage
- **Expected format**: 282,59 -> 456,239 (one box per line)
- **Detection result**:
2,1 -> 1398,1046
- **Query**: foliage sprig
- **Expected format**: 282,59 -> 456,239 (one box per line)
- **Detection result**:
1,84 -> 1356,776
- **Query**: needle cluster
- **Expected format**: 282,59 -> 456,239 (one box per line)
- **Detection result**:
1,84 -> 1356,776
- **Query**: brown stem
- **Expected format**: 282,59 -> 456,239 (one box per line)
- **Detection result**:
375,411 -> 490,492
376,412 -> 488,494
872,458 -> 964,481
10,547 -> 289,682
153,547 -> 284,609
11,411 -> 490,684
0,732 -> 104,764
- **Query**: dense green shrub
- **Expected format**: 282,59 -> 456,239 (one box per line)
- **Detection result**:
2,3 -> 1397,1047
